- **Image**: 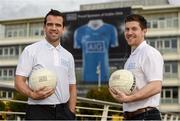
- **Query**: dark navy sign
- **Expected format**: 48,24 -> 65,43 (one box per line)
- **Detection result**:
62,7 -> 131,83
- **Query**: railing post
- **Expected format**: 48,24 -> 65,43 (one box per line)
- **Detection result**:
101,105 -> 109,121
170,115 -> 174,121
175,115 -> 179,121
163,114 -> 167,121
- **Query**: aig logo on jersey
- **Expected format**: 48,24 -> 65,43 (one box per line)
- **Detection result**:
85,41 -> 105,53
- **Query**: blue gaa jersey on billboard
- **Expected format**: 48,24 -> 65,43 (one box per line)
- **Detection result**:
74,19 -> 118,82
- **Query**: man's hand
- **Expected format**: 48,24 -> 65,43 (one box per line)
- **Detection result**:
30,86 -> 55,100
109,87 -> 130,103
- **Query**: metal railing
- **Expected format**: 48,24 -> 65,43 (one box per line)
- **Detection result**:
0,97 -> 179,121
0,97 -> 123,121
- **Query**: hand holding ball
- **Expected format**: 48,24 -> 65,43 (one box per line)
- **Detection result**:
29,68 -> 57,90
109,69 -> 136,95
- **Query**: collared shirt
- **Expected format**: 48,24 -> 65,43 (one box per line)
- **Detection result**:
124,41 -> 164,112
16,40 -> 76,105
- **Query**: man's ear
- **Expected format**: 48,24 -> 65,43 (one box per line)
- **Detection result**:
144,28 -> 147,34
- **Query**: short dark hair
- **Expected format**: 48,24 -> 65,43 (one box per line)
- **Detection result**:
125,14 -> 147,30
44,9 -> 65,27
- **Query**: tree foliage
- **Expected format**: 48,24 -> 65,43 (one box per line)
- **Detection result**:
8,92 -> 28,112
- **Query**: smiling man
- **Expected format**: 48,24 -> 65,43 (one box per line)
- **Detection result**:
109,14 -> 164,120
15,9 -> 77,120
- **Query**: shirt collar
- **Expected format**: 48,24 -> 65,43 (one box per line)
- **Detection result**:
44,39 -> 61,51
131,41 -> 146,55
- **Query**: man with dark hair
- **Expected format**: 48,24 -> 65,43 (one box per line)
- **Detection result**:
109,14 -> 163,120
15,9 -> 76,120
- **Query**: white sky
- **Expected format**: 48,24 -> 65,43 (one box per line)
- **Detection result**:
0,0 -> 120,20
0,0 -> 180,20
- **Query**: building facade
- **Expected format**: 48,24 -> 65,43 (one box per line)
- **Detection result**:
0,0 -> 180,114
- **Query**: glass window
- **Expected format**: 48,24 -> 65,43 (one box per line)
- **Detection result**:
147,21 -> 151,28
8,92 -> 12,98
161,87 -> 178,104
3,70 -> 7,76
0,70 -> 2,76
41,30 -> 44,36
152,21 -> 158,28
4,48 -> 8,55
173,18 -> 178,28
7,31 -> 12,37
149,41 -> 155,47
0,48 -> 2,55
165,64 -> 170,73
164,40 -> 170,48
13,31 -> 17,37
172,63 -> 177,73
2,91 -> 6,98
9,47 -> 14,55
9,69 -> 13,76
159,20 -> 165,28
165,90 -> 171,98
171,39 -> 177,48
15,47 -> 19,56
29,23 -> 43,37
5,24 -> 27,38
166,18 -> 173,28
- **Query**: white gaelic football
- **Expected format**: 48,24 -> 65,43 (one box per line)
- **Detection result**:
109,69 -> 136,95
29,68 -> 57,90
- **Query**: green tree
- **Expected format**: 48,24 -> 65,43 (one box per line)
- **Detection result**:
8,92 -> 28,112
86,86 -> 116,102
0,101 -> 5,111
77,86 -> 122,120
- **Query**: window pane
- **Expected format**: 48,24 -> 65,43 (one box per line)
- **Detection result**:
4,48 -> 8,55
164,40 -> 170,48
172,63 -> 177,73
165,90 -> 171,98
165,64 -> 170,72
149,41 -> 155,47
2,91 -> 6,97
3,70 -> 7,76
9,69 -> 13,76
10,48 -> 14,55
0,48 -> 2,55
8,92 -> 12,98
152,21 -> 158,28
147,21 -> 151,28
171,39 -> 177,48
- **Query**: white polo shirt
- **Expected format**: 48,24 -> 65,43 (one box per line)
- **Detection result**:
16,40 -> 76,105
124,41 -> 164,112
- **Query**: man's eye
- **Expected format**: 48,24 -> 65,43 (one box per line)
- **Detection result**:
56,24 -> 62,27
47,23 -> 53,26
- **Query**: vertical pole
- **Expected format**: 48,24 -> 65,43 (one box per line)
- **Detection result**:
96,62 -> 101,89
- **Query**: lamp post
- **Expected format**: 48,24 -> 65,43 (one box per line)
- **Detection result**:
96,62 -> 101,90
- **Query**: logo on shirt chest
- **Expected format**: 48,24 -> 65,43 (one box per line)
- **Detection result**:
127,63 -> 136,69
60,58 -> 69,68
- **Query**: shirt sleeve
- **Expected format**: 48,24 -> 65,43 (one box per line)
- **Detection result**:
16,47 -> 33,77
142,50 -> 164,82
68,54 -> 76,84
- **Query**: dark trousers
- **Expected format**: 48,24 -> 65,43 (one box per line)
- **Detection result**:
124,108 -> 161,120
25,103 -> 75,120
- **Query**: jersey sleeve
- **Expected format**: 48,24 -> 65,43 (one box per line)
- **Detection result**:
110,25 -> 119,48
73,26 -> 83,49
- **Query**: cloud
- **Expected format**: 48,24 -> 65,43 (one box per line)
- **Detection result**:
0,0 -> 116,20
168,0 -> 180,4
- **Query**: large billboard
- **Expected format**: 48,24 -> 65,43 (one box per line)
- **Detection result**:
61,7 -> 131,83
